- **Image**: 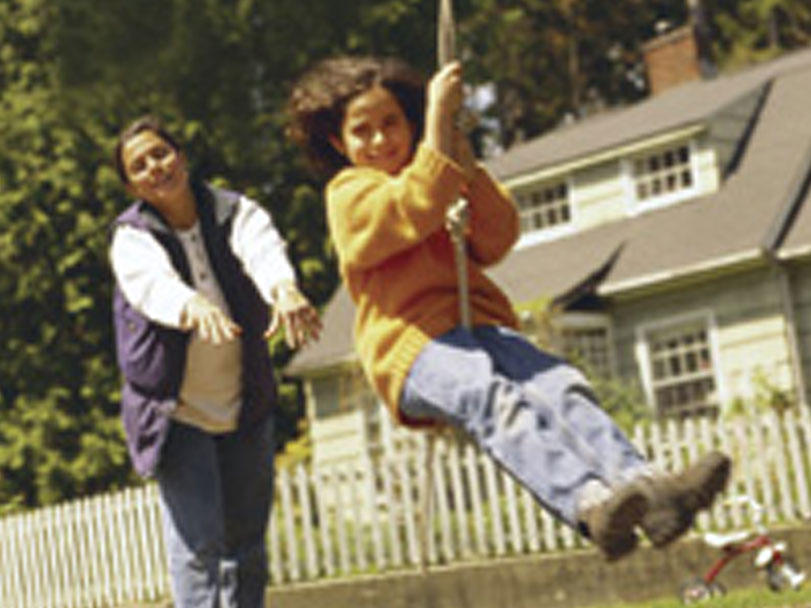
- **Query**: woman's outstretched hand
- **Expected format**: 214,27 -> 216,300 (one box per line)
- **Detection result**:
266,280 -> 322,348
181,293 -> 242,345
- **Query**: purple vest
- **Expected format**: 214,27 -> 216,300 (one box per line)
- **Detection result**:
112,183 -> 277,477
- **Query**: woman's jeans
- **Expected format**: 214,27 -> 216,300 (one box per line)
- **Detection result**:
400,325 -> 646,526
155,416 -> 275,608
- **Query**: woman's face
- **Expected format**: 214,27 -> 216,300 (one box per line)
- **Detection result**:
331,85 -> 415,175
121,130 -> 189,204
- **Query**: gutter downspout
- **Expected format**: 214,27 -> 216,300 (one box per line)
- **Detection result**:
761,140 -> 811,409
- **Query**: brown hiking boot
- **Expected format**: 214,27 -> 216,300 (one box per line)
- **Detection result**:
638,451 -> 732,548
579,483 -> 649,561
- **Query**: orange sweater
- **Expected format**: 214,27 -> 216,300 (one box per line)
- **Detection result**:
326,144 -> 520,423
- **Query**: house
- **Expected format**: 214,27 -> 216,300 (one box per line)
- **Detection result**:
288,26 -> 811,470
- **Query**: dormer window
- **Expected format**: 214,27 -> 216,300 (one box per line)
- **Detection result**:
629,141 -> 697,210
515,180 -> 571,235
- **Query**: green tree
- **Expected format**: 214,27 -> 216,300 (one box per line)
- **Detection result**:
461,0 -> 690,148
0,0 -> 447,511
459,0 -> 810,149
0,0 -> 132,513
707,0 -> 811,66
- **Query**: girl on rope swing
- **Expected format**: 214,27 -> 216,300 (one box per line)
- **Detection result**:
286,55 -> 731,562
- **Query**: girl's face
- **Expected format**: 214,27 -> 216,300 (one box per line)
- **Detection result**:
121,129 -> 189,204
331,85 -> 415,175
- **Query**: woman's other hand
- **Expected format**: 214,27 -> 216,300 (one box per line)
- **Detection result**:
266,281 -> 322,348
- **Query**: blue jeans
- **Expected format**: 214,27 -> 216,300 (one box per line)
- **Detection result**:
155,417 -> 275,608
400,326 -> 646,526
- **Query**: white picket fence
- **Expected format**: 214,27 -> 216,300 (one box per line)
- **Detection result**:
2,409 -> 811,608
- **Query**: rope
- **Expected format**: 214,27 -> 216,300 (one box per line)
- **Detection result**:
418,0 -> 471,575
446,199 -> 471,329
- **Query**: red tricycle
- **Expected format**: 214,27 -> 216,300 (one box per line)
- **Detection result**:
679,495 -> 805,604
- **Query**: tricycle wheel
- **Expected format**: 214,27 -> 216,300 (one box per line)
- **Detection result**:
767,555 -> 805,591
707,581 -> 726,597
679,578 -> 720,604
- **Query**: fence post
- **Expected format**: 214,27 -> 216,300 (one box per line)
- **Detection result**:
313,467 -> 335,577
380,456 -> 403,567
784,409 -> 811,517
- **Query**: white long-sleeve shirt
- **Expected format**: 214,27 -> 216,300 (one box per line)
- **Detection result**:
110,193 -> 296,432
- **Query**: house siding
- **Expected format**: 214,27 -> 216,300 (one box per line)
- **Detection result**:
786,258 -> 811,405
573,160 -> 626,229
556,133 -> 720,234
611,267 -> 795,414
693,135 -> 721,194
310,407 -> 370,468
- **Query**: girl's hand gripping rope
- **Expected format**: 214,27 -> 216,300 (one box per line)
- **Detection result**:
425,61 -> 464,161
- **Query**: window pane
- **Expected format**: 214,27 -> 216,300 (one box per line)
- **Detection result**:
561,322 -> 612,378
646,319 -> 718,418
514,180 -> 571,235
637,183 -> 648,199
681,170 -> 692,187
633,143 -> 694,203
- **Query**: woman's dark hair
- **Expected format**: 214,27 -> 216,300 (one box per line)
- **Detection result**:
113,114 -> 182,184
287,56 -> 426,176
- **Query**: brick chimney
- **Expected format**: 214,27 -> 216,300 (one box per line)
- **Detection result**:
643,24 -> 704,95
643,0 -> 715,95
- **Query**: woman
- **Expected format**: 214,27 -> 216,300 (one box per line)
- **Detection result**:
110,114 -> 320,607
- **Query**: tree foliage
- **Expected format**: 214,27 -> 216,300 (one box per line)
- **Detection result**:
0,0 -> 807,512
0,0 -> 131,512
460,0 -> 810,148
460,0 -> 691,148
707,0 -> 811,66
0,0 -> 441,512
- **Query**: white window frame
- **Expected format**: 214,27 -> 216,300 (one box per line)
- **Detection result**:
514,174 -> 576,248
635,309 -> 726,417
622,138 -> 700,216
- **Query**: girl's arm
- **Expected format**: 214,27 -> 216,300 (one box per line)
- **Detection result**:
465,166 -> 520,266
327,144 -> 465,270
450,127 -> 518,266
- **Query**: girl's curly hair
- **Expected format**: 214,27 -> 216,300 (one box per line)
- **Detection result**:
286,56 -> 426,177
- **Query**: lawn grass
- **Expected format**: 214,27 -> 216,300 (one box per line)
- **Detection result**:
594,584 -> 811,608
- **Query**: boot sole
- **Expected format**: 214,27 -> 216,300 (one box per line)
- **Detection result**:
682,451 -> 732,512
644,451 -> 732,549
643,505 -> 693,548
601,491 -> 648,561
